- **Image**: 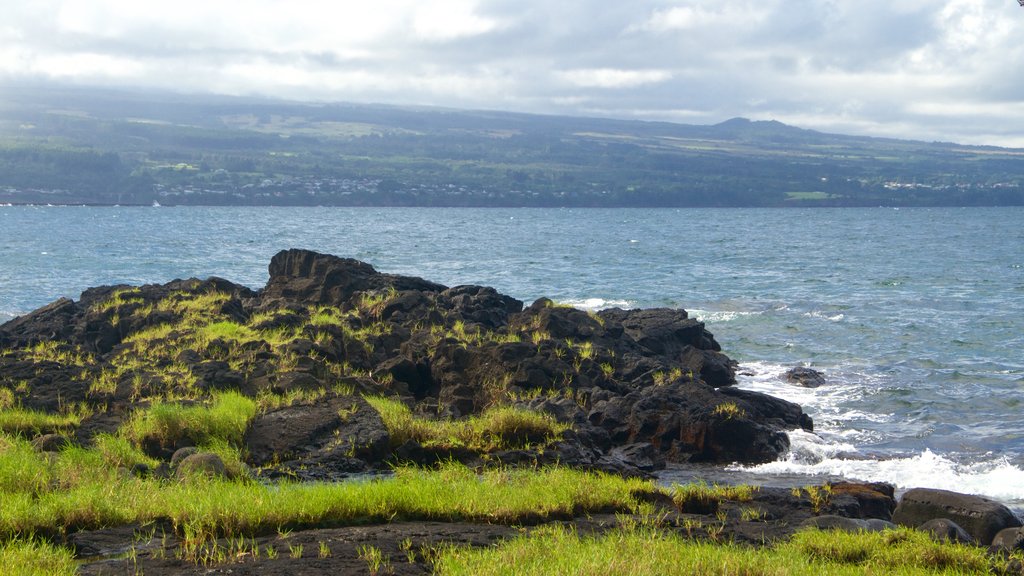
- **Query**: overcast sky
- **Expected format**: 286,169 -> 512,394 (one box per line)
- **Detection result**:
2,0 -> 1023,146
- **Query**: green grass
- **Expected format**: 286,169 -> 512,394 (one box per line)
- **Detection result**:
0,461 -> 650,537
671,481 -> 757,514
199,320 -> 257,343
0,538 -> 76,576
365,395 -> 569,452
120,391 -> 257,449
435,524 -> 1010,576
0,405 -> 89,436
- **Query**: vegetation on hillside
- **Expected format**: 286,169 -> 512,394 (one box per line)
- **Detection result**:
1,85 -> 1022,207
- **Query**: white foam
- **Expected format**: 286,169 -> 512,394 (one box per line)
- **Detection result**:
733,361 -> 1024,505
733,443 -> 1024,504
562,298 -> 633,311
688,309 -> 758,323
803,310 -> 845,322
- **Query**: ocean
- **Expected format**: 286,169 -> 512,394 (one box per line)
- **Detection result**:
2,205 -> 1022,506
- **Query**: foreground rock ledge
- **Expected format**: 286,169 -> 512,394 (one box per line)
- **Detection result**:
0,248 -> 812,477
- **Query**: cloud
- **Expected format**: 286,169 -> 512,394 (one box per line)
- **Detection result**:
559,68 -> 673,89
1,0 -> 1023,146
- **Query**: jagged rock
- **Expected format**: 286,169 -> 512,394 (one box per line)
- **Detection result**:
0,297 -> 78,348
588,381 -> 791,464
262,249 -> 445,307
441,285 -> 523,329
893,488 -> 1022,545
600,307 -> 721,353
719,387 -> 814,432
784,366 -> 826,388
608,442 -> 664,472
0,249 -> 816,471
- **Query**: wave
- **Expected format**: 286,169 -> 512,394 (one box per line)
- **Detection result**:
688,309 -> 761,323
561,298 -> 634,311
731,431 -> 1024,505
803,310 -> 845,322
733,362 -> 1024,506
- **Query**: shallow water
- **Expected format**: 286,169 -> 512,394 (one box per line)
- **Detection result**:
2,205 -> 1022,504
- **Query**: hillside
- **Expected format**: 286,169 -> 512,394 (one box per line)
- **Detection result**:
1,84 -> 1022,206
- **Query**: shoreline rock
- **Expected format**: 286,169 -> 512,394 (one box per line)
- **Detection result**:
1,249 -> 813,476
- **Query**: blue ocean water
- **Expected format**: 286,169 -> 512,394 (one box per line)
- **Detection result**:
2,205 -> 1023,503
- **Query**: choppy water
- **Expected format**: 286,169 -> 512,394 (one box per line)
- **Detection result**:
2,205 -> 1022,505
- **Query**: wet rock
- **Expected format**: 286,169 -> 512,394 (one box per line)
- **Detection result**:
784,366 -> 826,388
893,488 -> 1022,545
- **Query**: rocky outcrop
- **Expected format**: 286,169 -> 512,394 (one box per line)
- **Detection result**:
0,249 -> 815,477
784,366 -> 826,388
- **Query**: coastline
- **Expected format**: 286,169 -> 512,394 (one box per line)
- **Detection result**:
2,250 -> 1022,573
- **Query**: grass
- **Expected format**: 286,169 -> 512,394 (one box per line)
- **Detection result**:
365,395 -> 570,452
671,481 -> 757,514
0,405 -> 89,436
0,461 -> 650,538
120,391 -> 257,449
0,538 -> 77,576
434,524 -> 1010,576
712,401 -> 747,420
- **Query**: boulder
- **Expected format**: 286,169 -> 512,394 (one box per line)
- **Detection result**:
827,482 -> 897,520
801,515 -> 872,532
244,395 -> 389,469
175,453 -> 228,480
918,518 -> 974,544
991,527 -> 1024,552
784,367 -> 826,388
892,488 -> 1022,545
170,446 -> 199,468
588,381 -> 792,464
32,433 -> 70,452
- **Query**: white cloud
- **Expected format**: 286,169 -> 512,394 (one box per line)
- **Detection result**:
559,68 -> 672,89
412,0 -> 498,41
1,0 -> 1023,146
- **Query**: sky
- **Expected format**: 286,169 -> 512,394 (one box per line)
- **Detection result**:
2,0 -> 1024,147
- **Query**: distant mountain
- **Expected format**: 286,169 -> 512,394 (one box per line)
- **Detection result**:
1,84 -> 1021,206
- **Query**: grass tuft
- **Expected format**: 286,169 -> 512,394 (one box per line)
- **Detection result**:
121,391 -> 257,449
365,395 -> 569,452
